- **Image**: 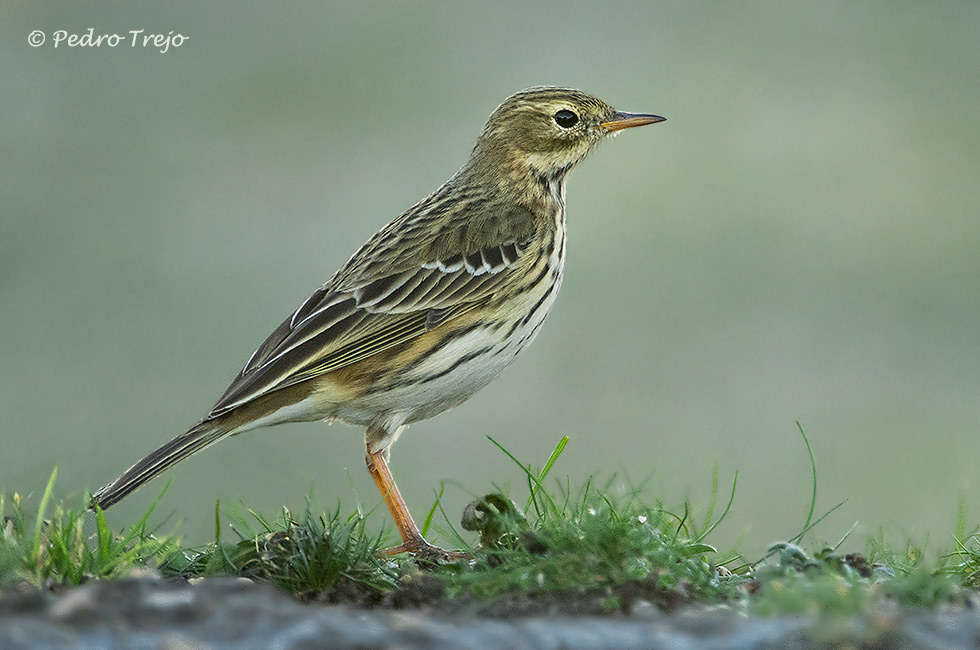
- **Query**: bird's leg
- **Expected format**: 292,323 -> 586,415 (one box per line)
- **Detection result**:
365,447 -> 422,548
365,447 -> 468,561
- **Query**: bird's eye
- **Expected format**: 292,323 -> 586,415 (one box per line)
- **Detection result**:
553,109 -> 579,128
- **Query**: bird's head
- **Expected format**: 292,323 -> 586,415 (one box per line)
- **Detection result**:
471,86 -> 664,187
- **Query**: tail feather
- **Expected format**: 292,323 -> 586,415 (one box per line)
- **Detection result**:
90,419 -> 234,510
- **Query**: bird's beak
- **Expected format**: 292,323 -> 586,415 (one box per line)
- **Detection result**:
600,111 -> 666,132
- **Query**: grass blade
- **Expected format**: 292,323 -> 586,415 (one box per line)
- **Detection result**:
793,421 -> 817,543
526,436 -> 568,512
421,481 -> 444,537
697,470 -> 737,542
30,468 -> 58,563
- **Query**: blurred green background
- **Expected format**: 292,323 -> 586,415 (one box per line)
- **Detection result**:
3,1 -> 978,557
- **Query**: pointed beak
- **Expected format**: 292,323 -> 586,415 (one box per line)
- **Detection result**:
600,111 -> 666,132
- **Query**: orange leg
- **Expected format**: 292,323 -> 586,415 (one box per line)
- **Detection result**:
365,448 -> 468,561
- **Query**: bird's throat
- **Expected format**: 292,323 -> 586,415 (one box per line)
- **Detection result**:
532,164 -> 570,209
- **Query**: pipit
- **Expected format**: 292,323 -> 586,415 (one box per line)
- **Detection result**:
92,87 -> 663,560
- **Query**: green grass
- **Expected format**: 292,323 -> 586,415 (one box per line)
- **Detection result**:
160,499 -> 399,601
2,433 -> 979,617
0,469 -> 178,587
438,436 -> 734,611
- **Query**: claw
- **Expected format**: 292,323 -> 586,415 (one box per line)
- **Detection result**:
377,539 -> 469,562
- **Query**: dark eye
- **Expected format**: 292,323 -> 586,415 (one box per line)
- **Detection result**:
553,109 -> 579,128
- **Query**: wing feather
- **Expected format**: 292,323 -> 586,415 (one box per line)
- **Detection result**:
207,202 -> 538,418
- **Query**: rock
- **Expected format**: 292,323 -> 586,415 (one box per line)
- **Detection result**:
3,577 -> 980,649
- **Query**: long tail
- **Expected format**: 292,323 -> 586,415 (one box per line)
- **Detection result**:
90,418 -> 234,510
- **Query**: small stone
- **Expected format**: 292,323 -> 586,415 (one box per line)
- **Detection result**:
629,598 -> 661,621
143,588 -> 197,611
48,585 -> 100,624
125,566 -> 163,581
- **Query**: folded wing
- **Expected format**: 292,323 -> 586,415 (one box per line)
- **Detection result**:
207,203 -> 536,417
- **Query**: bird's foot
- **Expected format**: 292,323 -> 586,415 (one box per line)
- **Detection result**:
377,538 -> 469,562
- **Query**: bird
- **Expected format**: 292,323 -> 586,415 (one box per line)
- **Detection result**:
91,86 -> 664,560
